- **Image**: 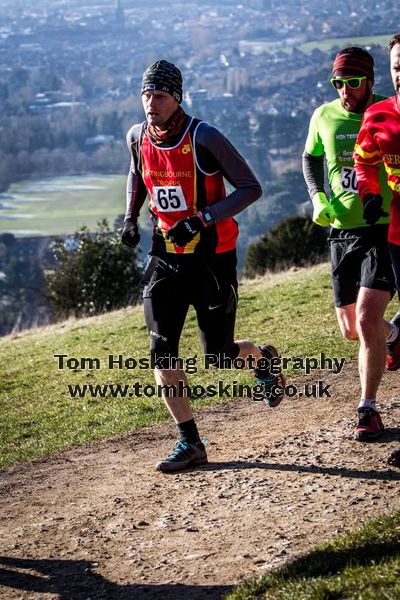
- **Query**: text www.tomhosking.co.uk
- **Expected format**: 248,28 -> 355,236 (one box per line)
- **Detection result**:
54,352 -> 345,401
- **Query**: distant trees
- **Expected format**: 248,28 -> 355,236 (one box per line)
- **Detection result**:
0,233 -> 50,336
0,220 -> 144,336
244,215 -> 328,278
252,112 -> 310,155
0,75 -> 144,191
45,219 -> 143,318
235,170 -> 309,262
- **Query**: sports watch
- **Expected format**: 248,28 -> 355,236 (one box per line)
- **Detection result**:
197,209 -> 215,228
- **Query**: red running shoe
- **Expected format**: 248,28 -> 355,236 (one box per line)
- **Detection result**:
354,407 -> 384,442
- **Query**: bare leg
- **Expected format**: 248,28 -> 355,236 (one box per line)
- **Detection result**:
236,340 -> 262,363
154,368 -> 192,424
356,287 -> 391,400
335,303 -> 358,340
154,341 -> 266,423
335,294 -> 391,400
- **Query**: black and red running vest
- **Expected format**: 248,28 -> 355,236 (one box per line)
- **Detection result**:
137,117 -> 238,255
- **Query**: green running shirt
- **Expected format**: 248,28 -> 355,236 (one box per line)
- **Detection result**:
305,95 -> 391,229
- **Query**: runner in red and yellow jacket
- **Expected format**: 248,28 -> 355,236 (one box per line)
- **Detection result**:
354,33 -> 400,375
354,97 -> 400,246
121,60 -> 285,474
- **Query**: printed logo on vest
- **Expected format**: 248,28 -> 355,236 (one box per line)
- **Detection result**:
182,144 -> 191,155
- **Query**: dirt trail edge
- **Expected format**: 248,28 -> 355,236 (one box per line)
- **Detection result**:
1,361 -> 400,600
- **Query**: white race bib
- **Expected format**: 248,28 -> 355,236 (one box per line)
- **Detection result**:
152,186 -> 188,212
340,166 -> 358,193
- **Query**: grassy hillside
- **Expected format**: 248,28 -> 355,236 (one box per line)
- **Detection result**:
0,263 -> 363,468
0,175 -> 126,236
229,510 -> 400,600
254,34 -> 391,56
2,262 -> 400,598
300,34 -> 391,54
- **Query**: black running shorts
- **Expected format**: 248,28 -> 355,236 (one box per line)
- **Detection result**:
389,241 -> 400,294
329,224 -> 394,307
142,250 -> 239,362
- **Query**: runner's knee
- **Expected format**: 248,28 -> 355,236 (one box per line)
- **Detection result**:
356,312 -> 381,342
155,368 -> 184,386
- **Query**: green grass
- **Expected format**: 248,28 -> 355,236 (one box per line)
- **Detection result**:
251,34 -> 391,56
0,263 -> 362,468
2,263 -> 400,597
0,175 -> 127,236
228,510 -> 400,599
300,34 -> 392,54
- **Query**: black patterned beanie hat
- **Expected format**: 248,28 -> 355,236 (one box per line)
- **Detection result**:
141,60 -> 183,103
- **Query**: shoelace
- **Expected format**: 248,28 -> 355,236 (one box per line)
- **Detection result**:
254,375 -> 276,388
170,440 -> 191,458
170,438 -> 208,458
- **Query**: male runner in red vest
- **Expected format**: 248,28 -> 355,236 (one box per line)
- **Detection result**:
121,60 -> 285,473
355,34 -> 400,301
354,34 -> 400,466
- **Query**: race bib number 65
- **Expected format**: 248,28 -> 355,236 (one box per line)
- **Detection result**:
152,186 -> 188,212
340,167 -> 358,193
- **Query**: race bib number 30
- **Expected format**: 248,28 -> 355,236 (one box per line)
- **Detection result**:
340,167 -> 358,193
152,186 -> 188,212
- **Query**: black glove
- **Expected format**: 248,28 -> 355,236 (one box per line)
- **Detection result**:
121,219 -> 140,248
166,216 -> 203,247
363,194 -> 388,225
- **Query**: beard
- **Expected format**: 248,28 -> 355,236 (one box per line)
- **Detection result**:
341,87 -> 372,113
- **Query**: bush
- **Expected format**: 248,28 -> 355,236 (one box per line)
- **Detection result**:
244,215 -> 328,278
46,219 -> 142,318
0,233 -> 51,336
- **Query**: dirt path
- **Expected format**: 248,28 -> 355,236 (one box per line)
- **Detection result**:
1,361 -> 400,600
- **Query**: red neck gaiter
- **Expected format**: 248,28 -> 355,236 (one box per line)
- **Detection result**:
147,106 -> 187,146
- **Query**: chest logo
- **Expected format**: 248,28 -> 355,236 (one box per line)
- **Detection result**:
182,144 -> 191,155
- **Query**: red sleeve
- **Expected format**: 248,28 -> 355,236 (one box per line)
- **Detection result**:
353,111 -> 383,201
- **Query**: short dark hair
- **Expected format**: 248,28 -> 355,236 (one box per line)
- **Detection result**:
388,33 -> 400,53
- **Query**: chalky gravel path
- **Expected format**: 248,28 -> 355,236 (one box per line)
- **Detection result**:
1,361 -> 400,599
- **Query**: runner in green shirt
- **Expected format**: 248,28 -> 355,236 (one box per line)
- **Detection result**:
303,47 -> 400,441
305,94 -> 390,230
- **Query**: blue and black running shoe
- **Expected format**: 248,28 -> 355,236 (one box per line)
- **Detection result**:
156,439 -> 208,473
253,345 -> 285,407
